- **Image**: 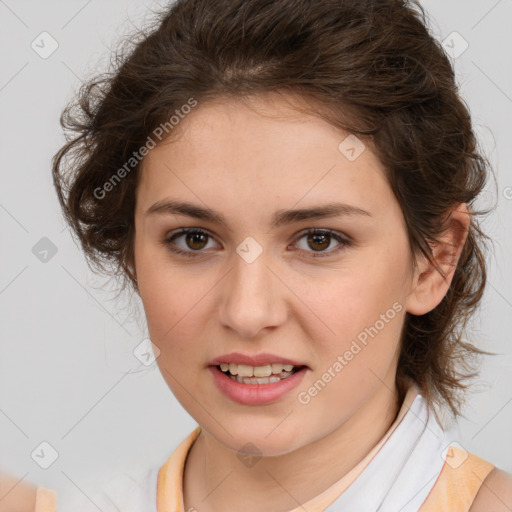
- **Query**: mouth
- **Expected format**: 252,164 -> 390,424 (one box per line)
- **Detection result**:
214,363 -> 306,385
209,363 -> 308,405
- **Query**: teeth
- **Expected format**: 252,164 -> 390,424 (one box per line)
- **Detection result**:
219,362 -> 295,377
229,372 -> 294,384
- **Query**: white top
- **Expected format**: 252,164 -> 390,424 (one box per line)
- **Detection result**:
56,384 -> 458,511
57,466 -> 159,512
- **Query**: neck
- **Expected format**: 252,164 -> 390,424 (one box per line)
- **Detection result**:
183,381 -> 401,512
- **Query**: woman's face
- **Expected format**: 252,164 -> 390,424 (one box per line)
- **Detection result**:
133,94 -> 418,455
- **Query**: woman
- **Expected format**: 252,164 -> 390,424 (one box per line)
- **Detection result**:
47,0 -> 512,510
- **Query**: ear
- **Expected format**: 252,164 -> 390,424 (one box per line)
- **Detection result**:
406,203 -> 470,316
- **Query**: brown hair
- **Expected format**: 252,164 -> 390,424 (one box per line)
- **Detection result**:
52,0 -> 497,419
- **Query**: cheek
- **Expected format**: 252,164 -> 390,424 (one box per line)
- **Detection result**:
135,250 -> 215,362
302,276 -> 404,415
300,250 -> 407,372
140,278 -> 200,341
304,266 -> 403,338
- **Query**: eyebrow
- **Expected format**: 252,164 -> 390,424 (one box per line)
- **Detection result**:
145,199 -> 372,230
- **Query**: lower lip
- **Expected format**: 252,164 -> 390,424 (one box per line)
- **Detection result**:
209,366 -> 308,405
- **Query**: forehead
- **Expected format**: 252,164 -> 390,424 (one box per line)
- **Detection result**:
136,95 -> 396,220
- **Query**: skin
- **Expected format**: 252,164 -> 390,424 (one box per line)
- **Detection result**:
133,93 -> 473,511
0,474 -> 36,512
470,468 -> 512,511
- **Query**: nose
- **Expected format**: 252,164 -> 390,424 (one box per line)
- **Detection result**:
218,248 -> 287,339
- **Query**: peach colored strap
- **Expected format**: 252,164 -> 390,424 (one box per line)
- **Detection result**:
157,456 -> 172,512
35,487 -> 57,512
157,426 -> 202,512
419,445 -> 494,512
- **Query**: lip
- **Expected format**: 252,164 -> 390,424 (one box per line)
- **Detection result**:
208,352 -> 308,368
209,366 -> 308,405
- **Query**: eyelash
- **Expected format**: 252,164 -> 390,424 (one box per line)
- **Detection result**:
162,227 -> 351,260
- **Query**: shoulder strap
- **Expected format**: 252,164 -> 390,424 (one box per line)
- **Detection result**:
157,426 -> 202,512
419,445 -> 494,512
35,487 -> 58,512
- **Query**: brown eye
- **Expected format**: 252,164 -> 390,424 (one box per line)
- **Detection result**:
293,229 -> 350,258
185,231 -> 209,250
163,227 -> 350,260
163,228 -> 218,258
307,232 -> 330,251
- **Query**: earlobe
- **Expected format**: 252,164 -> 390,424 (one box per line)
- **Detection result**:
405,203 -> 470,316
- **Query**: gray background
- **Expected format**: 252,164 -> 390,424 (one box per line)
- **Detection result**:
1,0 -> 511,502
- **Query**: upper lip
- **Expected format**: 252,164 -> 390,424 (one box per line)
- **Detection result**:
209,352 -> 308,368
